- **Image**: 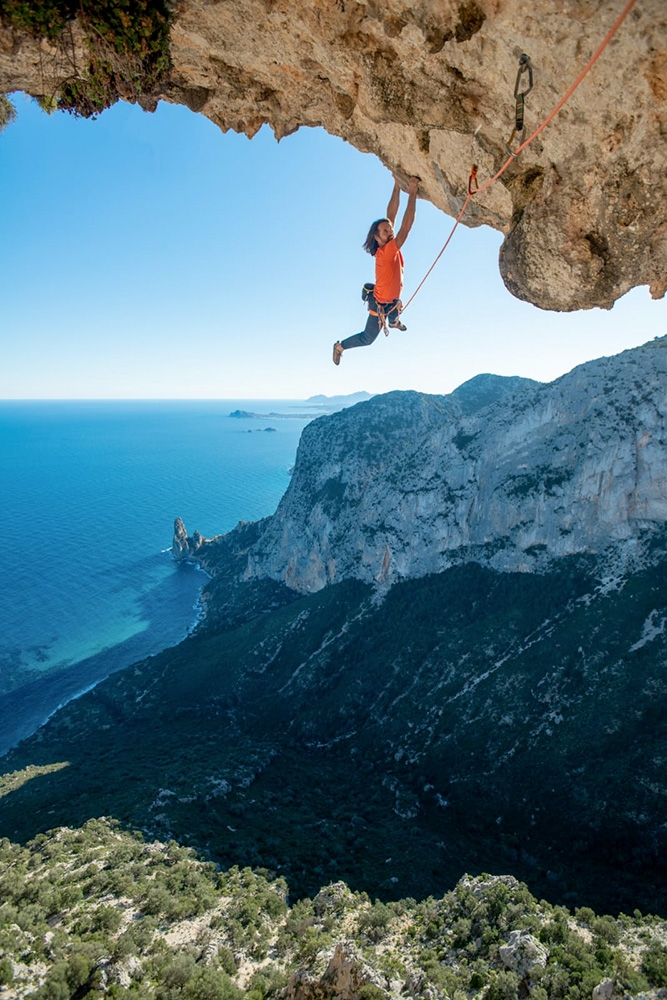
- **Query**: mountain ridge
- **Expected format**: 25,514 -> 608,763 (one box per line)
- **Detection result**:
175,338 -> 667,593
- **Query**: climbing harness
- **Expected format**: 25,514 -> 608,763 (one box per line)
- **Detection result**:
374,302 -> 399,337
401,0 -> 640,314
506,54 -> 533,156
362,281 -> 399,336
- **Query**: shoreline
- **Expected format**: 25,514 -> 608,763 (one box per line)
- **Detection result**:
0,397 -> 313,764
0,559 -> 209,760
182,561 -> 212,638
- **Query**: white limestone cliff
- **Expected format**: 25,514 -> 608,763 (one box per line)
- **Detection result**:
231,337 -> 667,592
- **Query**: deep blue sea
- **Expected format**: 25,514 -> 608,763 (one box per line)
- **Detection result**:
0,400 -> 317,756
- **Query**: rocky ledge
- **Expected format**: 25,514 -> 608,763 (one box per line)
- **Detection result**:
1,0 -> 666,310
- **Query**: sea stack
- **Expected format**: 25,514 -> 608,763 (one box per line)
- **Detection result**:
172,517 -> 205,562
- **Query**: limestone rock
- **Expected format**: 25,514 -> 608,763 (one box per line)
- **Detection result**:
313,882 -> 354,916
591,979 -> 628,1000
236,338 -> 667,593
172,517 -> 208,563
172,516 -> 190,561
286,941 -> 387,1000
499,929 -> 549,978
1,0 -> 666,310
459,873 -> 522,899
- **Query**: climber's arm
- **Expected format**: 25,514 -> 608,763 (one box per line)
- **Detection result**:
386,179 -> 401,225
395,176 -> 419,248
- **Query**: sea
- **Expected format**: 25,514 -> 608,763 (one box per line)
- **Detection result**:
0,400 -> 319,757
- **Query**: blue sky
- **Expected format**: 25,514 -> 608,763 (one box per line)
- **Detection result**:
1,92 -> 665,400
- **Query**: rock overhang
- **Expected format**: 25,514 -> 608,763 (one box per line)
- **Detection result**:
1,0 -> 665,311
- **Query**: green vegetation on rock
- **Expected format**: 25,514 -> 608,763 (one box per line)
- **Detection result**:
0,0 -> 172,116
0,762 -> 69,799
0,819 -> 666,999
2,542 -> 667,914
0,93 -> 16,131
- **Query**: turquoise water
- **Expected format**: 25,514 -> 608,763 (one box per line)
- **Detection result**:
0,400 -> 315,754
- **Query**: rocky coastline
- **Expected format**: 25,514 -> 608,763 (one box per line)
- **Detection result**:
174,337 -> 667,593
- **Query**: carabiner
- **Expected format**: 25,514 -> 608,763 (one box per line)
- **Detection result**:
506,54 -> 533,155
514,54 -> 533,100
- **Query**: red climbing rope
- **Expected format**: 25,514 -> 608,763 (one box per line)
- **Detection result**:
402,169 -> 479,311
401,0 -> 640,313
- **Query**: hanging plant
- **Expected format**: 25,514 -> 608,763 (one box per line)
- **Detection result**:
0,0 -> 173,117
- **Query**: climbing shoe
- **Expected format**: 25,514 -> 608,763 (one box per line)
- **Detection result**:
332,341 -> 344,366
389,320 -> 407,331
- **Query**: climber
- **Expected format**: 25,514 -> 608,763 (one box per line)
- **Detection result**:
333,175 -> 420,365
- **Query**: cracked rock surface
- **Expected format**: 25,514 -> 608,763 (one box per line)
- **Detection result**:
1,0 -> 666,310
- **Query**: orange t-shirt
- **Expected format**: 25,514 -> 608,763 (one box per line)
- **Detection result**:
374,238 -> 404,303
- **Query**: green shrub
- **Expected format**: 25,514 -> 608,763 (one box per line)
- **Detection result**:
65,947 -> 95,990
0,95 -> 16,133
35,968 -> 70,1000
245,968 -> 288,1000
591,916 -> 620,945
613,952 -> 649,994
356,986 -> 386,1000
469,968 -> 487,988
358,901 -> 394,942
486,970 -> 520,999
0,956 -> 14,986
296,926 -> 330,962
419,955 -> 463,993
642,941 -> 667,986
183,966 -> 242,1000
574,907 -> 595,927
451,916 -> 472,947
217,947 -> 237,977
0,0 -> 172,117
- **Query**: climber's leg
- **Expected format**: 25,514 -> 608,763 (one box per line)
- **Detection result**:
339,311 -> 382,351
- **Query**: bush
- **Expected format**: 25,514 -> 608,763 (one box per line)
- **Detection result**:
358,901 -> 394,942
486,970 -> 520,1000
0,95 -> 16,133
356,986 -> 386,1000
0,0 -> 173,117
574,907 -> 595,927
591,916 -> 620,946
245,968 -> 288,1000
159,953 -> 197,991
183,967 -> 242,1000
642,942 -> 667,986
0,956 -> 14,986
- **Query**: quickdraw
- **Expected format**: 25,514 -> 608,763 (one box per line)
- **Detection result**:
371,302 -> 393,337
401,0 -> 640,315
506,54 -> 533,156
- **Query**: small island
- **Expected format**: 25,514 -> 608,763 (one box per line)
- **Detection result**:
229,393 -> 373,422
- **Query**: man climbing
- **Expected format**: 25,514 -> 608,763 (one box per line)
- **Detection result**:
333,175 -> 420,366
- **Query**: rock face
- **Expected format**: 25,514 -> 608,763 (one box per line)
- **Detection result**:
224,338 -> 667,593
286,942 -> 386,1000
1,0 -> 666,310
499,929 -> 549,979
172,516 -> 207,563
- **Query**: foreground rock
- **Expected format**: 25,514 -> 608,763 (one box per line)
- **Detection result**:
2,821 -> 667,1000
1,0 -> 666,310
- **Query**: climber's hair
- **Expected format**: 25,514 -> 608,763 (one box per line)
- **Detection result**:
363,219 -> 388,256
